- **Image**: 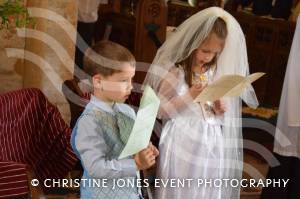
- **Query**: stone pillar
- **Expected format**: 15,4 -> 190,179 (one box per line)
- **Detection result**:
0,0 -> 26,94
22,0 -> 78,123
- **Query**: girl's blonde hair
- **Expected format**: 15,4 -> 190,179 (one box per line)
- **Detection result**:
178,17 -> 228,86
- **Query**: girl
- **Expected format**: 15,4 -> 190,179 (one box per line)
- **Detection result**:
143,7 -> 259,199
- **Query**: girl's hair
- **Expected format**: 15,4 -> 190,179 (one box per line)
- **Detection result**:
83,41 -> 135,78
177,17 -> 228,86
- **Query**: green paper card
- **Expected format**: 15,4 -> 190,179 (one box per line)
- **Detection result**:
119,85 -> 160,159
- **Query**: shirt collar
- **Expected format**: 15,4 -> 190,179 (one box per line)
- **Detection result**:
90,95 -> 116,114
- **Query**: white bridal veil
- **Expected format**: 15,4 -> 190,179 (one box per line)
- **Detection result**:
274,15 -> 300,158
143,7 -> 259,198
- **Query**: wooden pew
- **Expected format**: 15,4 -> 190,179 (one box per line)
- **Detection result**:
234,12 -> 296,107
96,0 -> 167,63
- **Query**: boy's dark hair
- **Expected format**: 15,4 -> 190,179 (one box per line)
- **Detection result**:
83,41 -> 136,78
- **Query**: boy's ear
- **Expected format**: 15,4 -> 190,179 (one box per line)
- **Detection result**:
92,74 -> 103,87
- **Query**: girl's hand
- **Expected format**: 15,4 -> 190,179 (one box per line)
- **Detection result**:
213,100 -> 226,115
189,84 -> 206,99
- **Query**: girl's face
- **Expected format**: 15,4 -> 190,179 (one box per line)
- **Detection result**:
192,32 -> 225,74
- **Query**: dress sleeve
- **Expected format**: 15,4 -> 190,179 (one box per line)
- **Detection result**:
157,67 -> 194,120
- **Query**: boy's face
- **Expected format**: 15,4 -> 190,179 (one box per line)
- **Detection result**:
94,63 -> 135,103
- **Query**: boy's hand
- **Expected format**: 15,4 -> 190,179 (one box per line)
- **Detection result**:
134,143 -> 157,170
213,99 -> 226,115
149,142 -> 159,157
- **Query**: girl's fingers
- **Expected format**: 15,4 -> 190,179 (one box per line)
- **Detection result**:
194,84 -> 202,89
195,84 -> 206,90
220,102 -> 226,112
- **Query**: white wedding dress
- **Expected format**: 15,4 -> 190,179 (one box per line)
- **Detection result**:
142,7 -> 259,199
155,67 -> 239,199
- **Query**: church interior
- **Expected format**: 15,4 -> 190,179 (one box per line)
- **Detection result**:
0,0 -> 299,198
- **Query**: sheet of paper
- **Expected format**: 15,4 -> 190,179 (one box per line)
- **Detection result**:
119,85 -> 160,159
224,72 -> 265,97
194,72 -> 265,103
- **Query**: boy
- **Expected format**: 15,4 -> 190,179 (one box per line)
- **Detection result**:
71,41 -> 159,199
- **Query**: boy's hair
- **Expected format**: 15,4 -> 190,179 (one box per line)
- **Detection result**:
83,41 -> 136,78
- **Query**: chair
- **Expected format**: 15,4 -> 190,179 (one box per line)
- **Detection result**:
0,88 -> 78,198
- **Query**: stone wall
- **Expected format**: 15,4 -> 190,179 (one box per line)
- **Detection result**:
0,0 -> 26,94
0,0 -> 78,123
